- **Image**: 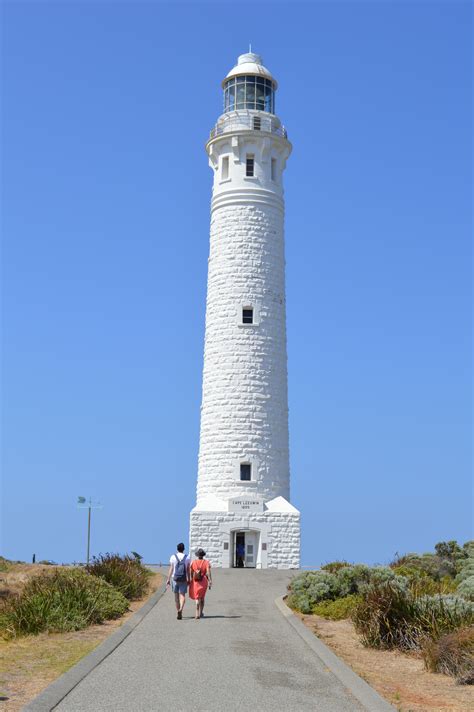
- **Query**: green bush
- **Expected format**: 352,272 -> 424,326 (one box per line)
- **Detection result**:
286,592 -> 313,614
0,568 -> 128,638
422,626 -> 474,684
457,576 -> 474,602
391,553 -> 456,581
392,566 -> 458,595
313,595 -> 361,620
87,553 -> 151,601
321,561 -> 351,574
287,566 -> 399,613
352,580 -> 474,652
455,545 -> 474,587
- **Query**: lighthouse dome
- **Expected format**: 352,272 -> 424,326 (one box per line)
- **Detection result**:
222,52 -> 277,88
222,52 -> 277,115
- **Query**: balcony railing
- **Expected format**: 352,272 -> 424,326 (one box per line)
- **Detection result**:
209,113 -> 288,140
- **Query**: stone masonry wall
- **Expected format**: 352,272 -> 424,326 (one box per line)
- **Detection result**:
197,198 -> 290,504
190,509 -> 300,569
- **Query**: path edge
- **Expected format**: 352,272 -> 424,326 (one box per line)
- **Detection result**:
274,596 -> 396,712
22,581 -> 167,712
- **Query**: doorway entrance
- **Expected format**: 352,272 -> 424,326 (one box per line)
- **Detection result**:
233,531 -> 258,568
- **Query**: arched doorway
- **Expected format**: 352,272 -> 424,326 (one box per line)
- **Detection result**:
232,529 -> 260,568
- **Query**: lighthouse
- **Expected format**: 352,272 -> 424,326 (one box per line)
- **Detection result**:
189,52 -> 300,569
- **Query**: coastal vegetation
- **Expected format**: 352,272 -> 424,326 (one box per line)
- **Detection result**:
287,540 -> 474,685
0,553 -> 151,639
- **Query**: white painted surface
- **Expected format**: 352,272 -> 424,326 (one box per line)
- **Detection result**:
223,52 -> 277,87
190,52 -> 300,569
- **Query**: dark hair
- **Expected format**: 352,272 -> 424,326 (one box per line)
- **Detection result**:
195,548 -> 206,559
177,543 -> 185,553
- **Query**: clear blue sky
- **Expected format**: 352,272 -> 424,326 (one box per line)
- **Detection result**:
2,1 -> 472,566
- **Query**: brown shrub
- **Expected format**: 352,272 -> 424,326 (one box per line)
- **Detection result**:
421,626 -> 474,684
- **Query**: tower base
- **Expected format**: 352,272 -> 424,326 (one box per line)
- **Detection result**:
189,496 -> 300,569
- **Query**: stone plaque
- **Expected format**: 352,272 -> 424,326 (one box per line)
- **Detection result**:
228,498 -> 264,513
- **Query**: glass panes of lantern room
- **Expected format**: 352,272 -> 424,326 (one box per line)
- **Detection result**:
224,76 -> 275,114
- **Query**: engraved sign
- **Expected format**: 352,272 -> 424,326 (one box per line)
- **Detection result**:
228,498 -> 264,513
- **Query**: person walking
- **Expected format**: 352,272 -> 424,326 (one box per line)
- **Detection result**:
166,542 -> 190,620
189,548 -> 212,620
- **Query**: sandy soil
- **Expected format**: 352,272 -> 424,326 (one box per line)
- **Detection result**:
300,614 -> 474,712
0,571 -> 162,712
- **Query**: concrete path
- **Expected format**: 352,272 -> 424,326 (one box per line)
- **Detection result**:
55,569 -> 370,711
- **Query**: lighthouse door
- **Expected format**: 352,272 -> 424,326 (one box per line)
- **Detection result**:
245,532 -> 257,568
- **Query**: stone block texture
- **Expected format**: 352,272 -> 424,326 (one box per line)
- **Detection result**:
190,509 -> 300,569
191,58 -> 301,568
197,195 -> 290,505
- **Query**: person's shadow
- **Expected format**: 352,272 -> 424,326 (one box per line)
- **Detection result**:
185,615 -> 241,619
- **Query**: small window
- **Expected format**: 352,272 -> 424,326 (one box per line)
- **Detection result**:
246,155 -> 254,177
271,158 -> 277,181
242,307 -> 253,324
253,116 -> 261,130
240,463 -> 251,481
222,156 -> 229,180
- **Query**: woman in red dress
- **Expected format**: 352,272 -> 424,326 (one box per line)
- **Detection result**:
189,548 -> 212,620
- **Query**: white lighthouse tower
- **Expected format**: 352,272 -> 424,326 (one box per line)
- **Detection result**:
190,52 -> 300,569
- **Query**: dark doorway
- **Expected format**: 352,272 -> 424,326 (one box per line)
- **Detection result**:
235,533 -> 245,567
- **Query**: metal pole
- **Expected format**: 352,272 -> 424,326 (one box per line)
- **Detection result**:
87,504 -> 91,565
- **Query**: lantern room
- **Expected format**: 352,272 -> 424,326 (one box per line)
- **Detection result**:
222,52 -> 277,114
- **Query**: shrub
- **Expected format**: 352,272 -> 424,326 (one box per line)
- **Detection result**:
393,566 -> 458,596
287,566 -> 397,614
286,592 -> 314,614
0,557 -> 12,573
352,579 -> 420,650
321,561 -> 351,574
391,553 -> 456,581
456,546 -> 474,587
414,595 -> 474,641
336,565 -> 373,596
352,580 -> 474,652
87,553 -> 151,601
457,576 -> 474,602
422,626 -> 474,684
286,571 -> 337,613
463,541 -> 474,557
313,595 -> 361,620
435,540 -> 463,562
0,568 -> 128,638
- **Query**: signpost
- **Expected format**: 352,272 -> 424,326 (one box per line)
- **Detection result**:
77,497 -> 103,565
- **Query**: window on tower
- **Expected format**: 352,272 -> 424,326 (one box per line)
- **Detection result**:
246,155 -> 255,177
253,116 -> 261,130
271,158 -> 277,181
222,156 -> 229,180
242,307 -> 253,324
240,463 -> 251,481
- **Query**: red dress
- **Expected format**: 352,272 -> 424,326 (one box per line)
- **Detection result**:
189,559 -> 210,600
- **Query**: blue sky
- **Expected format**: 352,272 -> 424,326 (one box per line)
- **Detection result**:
2,1 -> 472,566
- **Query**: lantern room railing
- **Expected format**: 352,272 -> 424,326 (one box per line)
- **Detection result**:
209,113 -> 288,140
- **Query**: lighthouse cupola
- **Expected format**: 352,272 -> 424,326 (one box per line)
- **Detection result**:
222,52 -> 277,114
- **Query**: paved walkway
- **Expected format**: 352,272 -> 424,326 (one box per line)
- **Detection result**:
56,569 -> 367,711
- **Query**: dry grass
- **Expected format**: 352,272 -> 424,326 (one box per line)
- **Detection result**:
0,562 -> 62,598
299,613 -> 474,712
0,567 -> 162,711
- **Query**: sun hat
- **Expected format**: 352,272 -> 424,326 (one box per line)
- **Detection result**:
195,548 -> 206,557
